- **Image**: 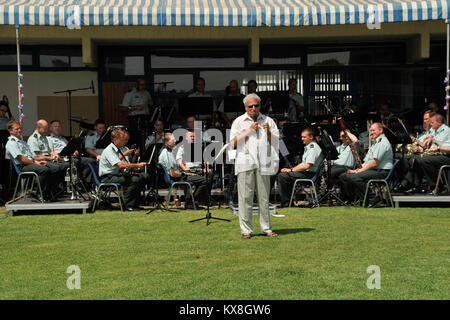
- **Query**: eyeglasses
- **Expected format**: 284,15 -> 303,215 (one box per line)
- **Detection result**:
247,104 -> 260,109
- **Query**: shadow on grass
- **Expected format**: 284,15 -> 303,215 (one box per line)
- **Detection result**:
9,209 -> 88,216
255,228 -> 315,236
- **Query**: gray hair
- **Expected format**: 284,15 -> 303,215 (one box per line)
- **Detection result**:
243,93 -> 261,107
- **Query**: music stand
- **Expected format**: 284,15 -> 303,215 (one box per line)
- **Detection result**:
145,163 -> 177,214
223,96 -> 244,119
282,122 -> 307,164
315,132 -> 347,206
95,129 -> 112,150
270,91 -> 290,114
59,136 -> 89,201
178,97 -> 214,117
189,140 -> 231,226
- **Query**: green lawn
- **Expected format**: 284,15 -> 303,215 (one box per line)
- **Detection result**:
0,206 -> 449,300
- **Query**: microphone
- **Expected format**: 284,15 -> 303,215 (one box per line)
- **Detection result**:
91,80 -> 95,94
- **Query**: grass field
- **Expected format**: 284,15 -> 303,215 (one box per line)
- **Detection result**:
0,206 -> 449,300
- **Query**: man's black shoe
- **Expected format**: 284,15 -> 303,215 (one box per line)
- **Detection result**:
368,200 -> 383,208
393,184 -> 408,193
429,186 -> 446,196
405,187 -> 418,194
125,207 -> 140,212
366,196 -> 381,208
367,197 -> 383,208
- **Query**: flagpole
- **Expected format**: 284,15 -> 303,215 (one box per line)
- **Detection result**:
447,20 -> 449,124
15,25 -> 24,127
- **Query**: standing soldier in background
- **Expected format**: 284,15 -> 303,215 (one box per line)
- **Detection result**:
120,78 -> 153,149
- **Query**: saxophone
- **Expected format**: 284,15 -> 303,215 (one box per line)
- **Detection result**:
405,135 -> 421,155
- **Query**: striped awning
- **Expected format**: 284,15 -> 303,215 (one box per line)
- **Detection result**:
0,0 -> 449,27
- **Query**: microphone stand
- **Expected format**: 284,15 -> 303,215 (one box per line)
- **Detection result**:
54,83 -> 95,137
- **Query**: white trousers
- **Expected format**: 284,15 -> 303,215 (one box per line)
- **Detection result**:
237,169 -> 272,235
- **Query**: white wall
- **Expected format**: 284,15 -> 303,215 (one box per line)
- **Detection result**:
0,71 -> 98,135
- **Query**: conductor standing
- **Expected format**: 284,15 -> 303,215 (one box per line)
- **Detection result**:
230,93 -> 279,239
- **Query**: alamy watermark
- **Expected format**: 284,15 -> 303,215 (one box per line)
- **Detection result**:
366,5 -> 381,30
172,121 -> 288,172
63,5 -> 381,30
66,6 -> 81,30
66,265 -> 81,290
366,265 -> 381,289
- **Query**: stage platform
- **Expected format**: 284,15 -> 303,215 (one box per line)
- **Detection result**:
5,194 -> 92,215
392,194 -> 450,208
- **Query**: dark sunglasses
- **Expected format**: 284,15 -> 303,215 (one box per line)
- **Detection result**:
247,104 -> 260,108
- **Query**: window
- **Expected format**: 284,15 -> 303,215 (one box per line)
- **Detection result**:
0,48 -> 32,66
104,56 -> 145,76
39,47 -> 83,68
308,71 -> 352,116
200,70 -> 302,97
307,44 -> 404,66
153,74 -> 193,93
151,48 -> 245,69
261,45 -> 302,65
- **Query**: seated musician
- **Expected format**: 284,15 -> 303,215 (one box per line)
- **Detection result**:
99,127 -> 149,211
395,110 -> 432,193
47,120 -> 96,188
339,122 -> 393,207
330,129 -> 362,185
277,127 -> 323,208
176,130 -> 211,175
375,102 -> 396,126
85,119 -> 106,161
145,119 -> 164,150
0,100 -> 13,187
414,113 -> 450,195
186,115 -> 211,143
27,119 -> 69,194
5,120 -> 65,201
423,113 -> 450,148
0,99 -> 13,130
158,132 -> 212,209
216,80 -> 243,127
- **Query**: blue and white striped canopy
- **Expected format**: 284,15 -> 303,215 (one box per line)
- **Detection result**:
0,0 -> 449,27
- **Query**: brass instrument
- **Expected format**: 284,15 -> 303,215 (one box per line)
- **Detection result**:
404,135 -> 421,155
182,168 -> 204,175
420,149 -> 441,157
64,159 -> 78,196
367,119 -> 373,149
122,145 -> 143,176
403,134 -> 440,157
338,117 -> 362,169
